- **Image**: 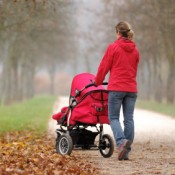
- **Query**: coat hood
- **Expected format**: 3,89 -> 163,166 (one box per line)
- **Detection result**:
116,37 -> 136,52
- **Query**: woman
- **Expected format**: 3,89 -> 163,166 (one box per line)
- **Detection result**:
95,21 -> 139,160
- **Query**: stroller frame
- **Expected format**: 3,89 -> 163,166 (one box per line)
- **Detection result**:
55,82 -> 114,158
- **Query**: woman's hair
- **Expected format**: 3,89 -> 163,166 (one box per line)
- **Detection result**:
115,21 -> 134,40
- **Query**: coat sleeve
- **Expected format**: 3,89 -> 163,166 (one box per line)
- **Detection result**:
95,44 -> 114,85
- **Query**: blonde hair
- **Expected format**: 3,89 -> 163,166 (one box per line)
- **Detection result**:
115,21 -> 134,40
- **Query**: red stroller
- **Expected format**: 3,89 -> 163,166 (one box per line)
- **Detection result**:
52,73 -> 114,158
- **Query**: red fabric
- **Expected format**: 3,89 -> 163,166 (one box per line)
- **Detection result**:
71,91 -> 109,124
71,73 -> 105,99
95,37 -> 139,92
52,112 -> 63,120
61,106 -> 68,113
52,107 -> 68,121
52,73 -> 109,125
52,106 -> 76,125
52,92 -> 109,125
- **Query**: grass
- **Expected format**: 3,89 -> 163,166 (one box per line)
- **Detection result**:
0,96 -> 56,134
136,100 -> 175,118
1,95 -> 174,134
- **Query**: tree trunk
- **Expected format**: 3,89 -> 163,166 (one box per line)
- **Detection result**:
153,57 -> 163,103
19,57 -> 35,100
145,59 -> 152,100
0,41 -> 13,105
137,63 -> 145,99
11,56 -> 19,102
166,60 -> 175,104
163,36 -> 175,104
1,57 -> 12,105
27,59 -> 35,98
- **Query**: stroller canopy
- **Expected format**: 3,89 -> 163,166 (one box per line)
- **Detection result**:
70,73 -> 105,97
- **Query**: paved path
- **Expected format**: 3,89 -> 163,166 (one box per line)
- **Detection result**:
48,96 -> 175,175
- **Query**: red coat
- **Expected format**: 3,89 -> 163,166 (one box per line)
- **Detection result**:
95,37 -> 139,92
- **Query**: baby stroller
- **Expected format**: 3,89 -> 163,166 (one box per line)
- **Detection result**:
52,73 -> 114,158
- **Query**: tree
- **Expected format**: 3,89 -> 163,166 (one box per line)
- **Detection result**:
0,0 -> 78,104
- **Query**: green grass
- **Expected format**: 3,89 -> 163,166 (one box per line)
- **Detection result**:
136,100 -> 175,118
0,96 -> 56,134
1,96 -> 174,134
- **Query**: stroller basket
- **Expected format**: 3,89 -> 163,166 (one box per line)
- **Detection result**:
70,129 -> 98,149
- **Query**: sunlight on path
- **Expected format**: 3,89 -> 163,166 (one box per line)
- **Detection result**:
135,109 -> 175,141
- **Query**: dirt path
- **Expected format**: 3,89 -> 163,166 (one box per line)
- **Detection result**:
48,96 -> 175,175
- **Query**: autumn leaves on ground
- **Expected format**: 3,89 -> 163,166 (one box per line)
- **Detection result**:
0,131 -> 97,175
0,96 -> 97,175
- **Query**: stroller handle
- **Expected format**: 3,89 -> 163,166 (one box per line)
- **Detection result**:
75,82 -> 108,97
85,83 -> 95,89
102,82 -> 108,85
85,82 -> 108,89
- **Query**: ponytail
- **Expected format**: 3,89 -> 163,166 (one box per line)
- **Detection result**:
115,21 -> 134,40
127,29 -> 134,40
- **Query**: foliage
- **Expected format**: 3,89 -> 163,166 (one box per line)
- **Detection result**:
0,0 -> 78,104
0,131 -> 97,175
0,96 -> 56,134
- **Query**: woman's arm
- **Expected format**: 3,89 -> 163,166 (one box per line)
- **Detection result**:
95,44 -> 114,85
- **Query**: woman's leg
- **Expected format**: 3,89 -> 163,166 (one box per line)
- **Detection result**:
108,91 -> 126,147
122,92 -> 137,152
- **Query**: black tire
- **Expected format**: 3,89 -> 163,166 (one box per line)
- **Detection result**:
99,134 -> 114,158
56,134 -> 73,155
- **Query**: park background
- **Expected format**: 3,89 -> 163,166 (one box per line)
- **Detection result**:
0,0 -> 175,105
0,1 -> 175,174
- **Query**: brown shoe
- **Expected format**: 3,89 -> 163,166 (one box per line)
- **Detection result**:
118,139 -> 131,161
124,151 -> 129,160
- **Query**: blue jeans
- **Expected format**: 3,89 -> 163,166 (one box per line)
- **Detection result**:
108,91 -> 137,149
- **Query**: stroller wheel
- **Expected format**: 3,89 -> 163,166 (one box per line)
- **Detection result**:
56,134 -> 73,155
99,134 -> 114,158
